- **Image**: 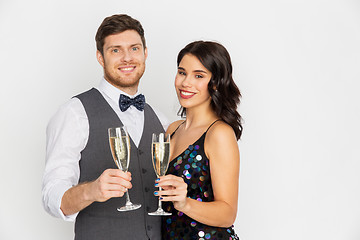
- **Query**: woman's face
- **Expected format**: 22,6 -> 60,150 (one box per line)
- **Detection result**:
175,54 -> 212,110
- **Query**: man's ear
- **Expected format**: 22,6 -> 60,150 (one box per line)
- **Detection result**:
96,50 -> 105,67
144,47 -> 148,60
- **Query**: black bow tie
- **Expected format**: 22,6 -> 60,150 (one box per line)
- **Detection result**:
119,94 -> 145,112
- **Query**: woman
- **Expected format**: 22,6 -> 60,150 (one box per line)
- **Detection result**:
156,41 -> 242,239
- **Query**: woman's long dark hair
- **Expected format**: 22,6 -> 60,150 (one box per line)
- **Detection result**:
177,41 -> 243,140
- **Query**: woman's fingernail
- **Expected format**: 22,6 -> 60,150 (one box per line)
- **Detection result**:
156,178 -> 160,182
154,191 -> 158,195
155,183 -> 159,187
159,197 -> 163,200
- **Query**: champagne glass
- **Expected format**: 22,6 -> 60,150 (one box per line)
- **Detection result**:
108,127 -> 141,211
148,133 -> 172,216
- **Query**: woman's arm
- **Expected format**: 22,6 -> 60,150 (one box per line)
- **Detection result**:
158,122 -> 240,227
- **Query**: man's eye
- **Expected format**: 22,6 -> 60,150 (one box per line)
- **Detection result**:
132,47 -> 139,51
112,49 -> 119,53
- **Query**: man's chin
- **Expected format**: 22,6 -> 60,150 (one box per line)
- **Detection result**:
104,77 -> 140,89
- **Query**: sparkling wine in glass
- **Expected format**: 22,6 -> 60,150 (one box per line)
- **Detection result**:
108,126 -> 141,211
148,133 -> 172,216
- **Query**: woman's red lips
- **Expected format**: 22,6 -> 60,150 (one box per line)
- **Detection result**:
179,90 -> 195,99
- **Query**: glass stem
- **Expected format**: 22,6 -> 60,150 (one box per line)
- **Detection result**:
125,191 -> 131,205
158,187 -> 163,210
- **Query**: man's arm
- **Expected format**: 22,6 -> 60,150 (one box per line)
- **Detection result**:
42,99 -> 130,219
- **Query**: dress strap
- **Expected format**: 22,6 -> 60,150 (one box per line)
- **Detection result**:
170,120 -> 186,138
205,119 -> 222,133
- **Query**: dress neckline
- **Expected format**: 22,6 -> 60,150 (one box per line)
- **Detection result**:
170,132 -> 206,163
169,119 -> 221,162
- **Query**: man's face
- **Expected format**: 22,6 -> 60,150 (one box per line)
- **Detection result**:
97,30 -> 148,94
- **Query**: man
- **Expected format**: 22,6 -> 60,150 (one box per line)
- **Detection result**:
42,14 -> 168,239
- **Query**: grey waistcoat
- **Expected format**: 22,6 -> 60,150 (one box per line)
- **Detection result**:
74,88 -> 163,240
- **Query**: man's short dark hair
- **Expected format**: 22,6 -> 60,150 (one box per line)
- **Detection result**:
95,14 -> 146,55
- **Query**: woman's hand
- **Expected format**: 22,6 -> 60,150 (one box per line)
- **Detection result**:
155,174 -> 188,212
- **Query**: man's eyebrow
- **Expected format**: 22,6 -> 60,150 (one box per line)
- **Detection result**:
106,43 -> 142,50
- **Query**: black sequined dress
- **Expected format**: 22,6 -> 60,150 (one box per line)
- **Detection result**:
162,120 -> 239,240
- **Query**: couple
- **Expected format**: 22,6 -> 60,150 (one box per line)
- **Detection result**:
42,14 -> 242,240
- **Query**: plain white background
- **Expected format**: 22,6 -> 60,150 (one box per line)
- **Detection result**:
1,0 -> 360,239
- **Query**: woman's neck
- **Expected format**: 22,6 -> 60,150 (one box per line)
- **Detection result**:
183,104 -> 218,130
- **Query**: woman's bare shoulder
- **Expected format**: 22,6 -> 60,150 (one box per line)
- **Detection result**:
165,120 -> 185,135
206,121 -> 237,146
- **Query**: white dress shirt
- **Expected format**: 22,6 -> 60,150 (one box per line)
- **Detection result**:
42,78 -> 169,221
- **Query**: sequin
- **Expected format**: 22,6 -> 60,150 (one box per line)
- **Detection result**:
196,155 -> 202,161
183,170 -> 191,179
199,231 -> 205,237
195,145 -> 200,150
190,221 -> 197,227
205,233 -> 211,239
190,151 -> 197,158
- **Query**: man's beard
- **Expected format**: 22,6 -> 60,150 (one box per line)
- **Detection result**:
103,64 -> 144,89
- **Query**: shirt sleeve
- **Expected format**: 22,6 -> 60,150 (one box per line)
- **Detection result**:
41,98 -> 88,221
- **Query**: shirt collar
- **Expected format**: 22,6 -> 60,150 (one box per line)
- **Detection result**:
98,78 -> 141,103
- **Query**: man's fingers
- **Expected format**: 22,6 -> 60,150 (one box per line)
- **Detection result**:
104,169 -> 132,181
108,176 -> 132,189
93,169 -> 134,202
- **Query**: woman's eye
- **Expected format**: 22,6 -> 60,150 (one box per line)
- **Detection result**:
178,71 -> 186,76
195,74 -> 203,78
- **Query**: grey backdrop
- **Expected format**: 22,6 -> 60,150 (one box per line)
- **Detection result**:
1,0 -> 360,239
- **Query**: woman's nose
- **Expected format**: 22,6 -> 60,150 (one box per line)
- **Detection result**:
181,76 -> 192,87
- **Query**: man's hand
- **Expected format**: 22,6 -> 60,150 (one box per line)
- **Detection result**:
88,169 -> 132,202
